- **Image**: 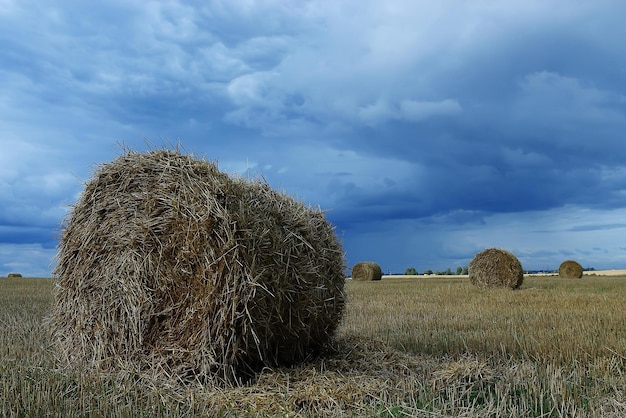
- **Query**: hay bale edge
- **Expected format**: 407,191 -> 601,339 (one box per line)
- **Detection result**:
351,262 -> 383,281
468,248 -> 524,289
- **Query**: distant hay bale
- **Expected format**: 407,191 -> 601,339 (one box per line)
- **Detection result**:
49,148 -> 346,386
351,262 -> 382,281
468,248 -> 524,289
7,273 -> 22,278
558,260 -> 583,279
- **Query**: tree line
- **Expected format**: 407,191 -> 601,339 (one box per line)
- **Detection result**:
404,266 -> 468,275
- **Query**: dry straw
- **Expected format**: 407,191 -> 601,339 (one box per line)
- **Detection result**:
558,260 -> 583,279
49,147 -> 346,386
468,248 -> 524,289
351,262 -> 382,281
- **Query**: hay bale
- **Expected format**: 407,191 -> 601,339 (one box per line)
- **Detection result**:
558,260 -> 583,279
7,273 -> 22,278
468,248 -> 524,289
351,262 -> 382,281
49,148 -> 346,385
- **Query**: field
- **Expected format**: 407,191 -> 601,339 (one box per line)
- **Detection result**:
2,274 -> 626,417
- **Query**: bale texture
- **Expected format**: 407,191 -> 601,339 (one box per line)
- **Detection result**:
351,262 -> 382,281
50,148 -> 346,385
468,248 -> 524,289
558,260 -> 583,279
7,273 -> 22,278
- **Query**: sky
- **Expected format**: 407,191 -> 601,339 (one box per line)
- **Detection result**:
1,0 -> 626,277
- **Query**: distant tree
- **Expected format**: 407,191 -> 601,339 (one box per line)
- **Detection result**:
444,268 -> 452,275
424,269 -> 433,275
461,266 -> 469,275
434,270 -> 441,275
404,267 -> 418,275
456,266 -> 463,275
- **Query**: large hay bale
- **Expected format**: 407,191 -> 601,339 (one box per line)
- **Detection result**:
351,262 -> 382,281
558,260 -> 583,278
49,148 -> 346,385
468,248 -> 524,289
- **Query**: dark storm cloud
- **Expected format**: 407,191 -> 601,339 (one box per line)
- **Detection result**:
0,226 -> 57,248
1,0 -> 626,274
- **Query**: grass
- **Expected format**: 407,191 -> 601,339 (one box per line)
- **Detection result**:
341,276 -> 626,363
1,275 -> 626,416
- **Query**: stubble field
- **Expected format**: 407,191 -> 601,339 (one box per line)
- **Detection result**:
2,274 -> 626,417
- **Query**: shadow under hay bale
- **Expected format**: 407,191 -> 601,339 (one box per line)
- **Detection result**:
558,260 -> 583,279
351,262 -> 382,281
468,248 -> 524,289
49,148 -> 346,386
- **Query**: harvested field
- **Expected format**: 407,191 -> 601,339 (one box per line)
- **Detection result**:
2,275 -> 626,416
586,269 -> 626,276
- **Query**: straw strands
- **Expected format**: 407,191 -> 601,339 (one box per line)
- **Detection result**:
351,262 -> 382,281
49,148 -> 346,385
559,260 -> 583,279
468,248 -> 524,289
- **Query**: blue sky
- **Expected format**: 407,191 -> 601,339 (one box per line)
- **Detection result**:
1,0 -> 626,276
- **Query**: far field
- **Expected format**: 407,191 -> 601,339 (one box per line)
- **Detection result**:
1,274 -> 626,416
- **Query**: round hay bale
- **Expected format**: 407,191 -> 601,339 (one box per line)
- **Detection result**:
468,248 -> 524,289
558,260 -> 583,279
49,148 -> 346,385
7,273 -> 22,278
351,262 -> 382,281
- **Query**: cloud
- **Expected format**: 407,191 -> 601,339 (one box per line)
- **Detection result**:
567,223 -> 626,232
399,99 -> 462,121
0,243 -> 56,277
341,206 -> 626,273
514,71 -> 626,127
356,98 -> 462,126
1,1 -> 626,275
